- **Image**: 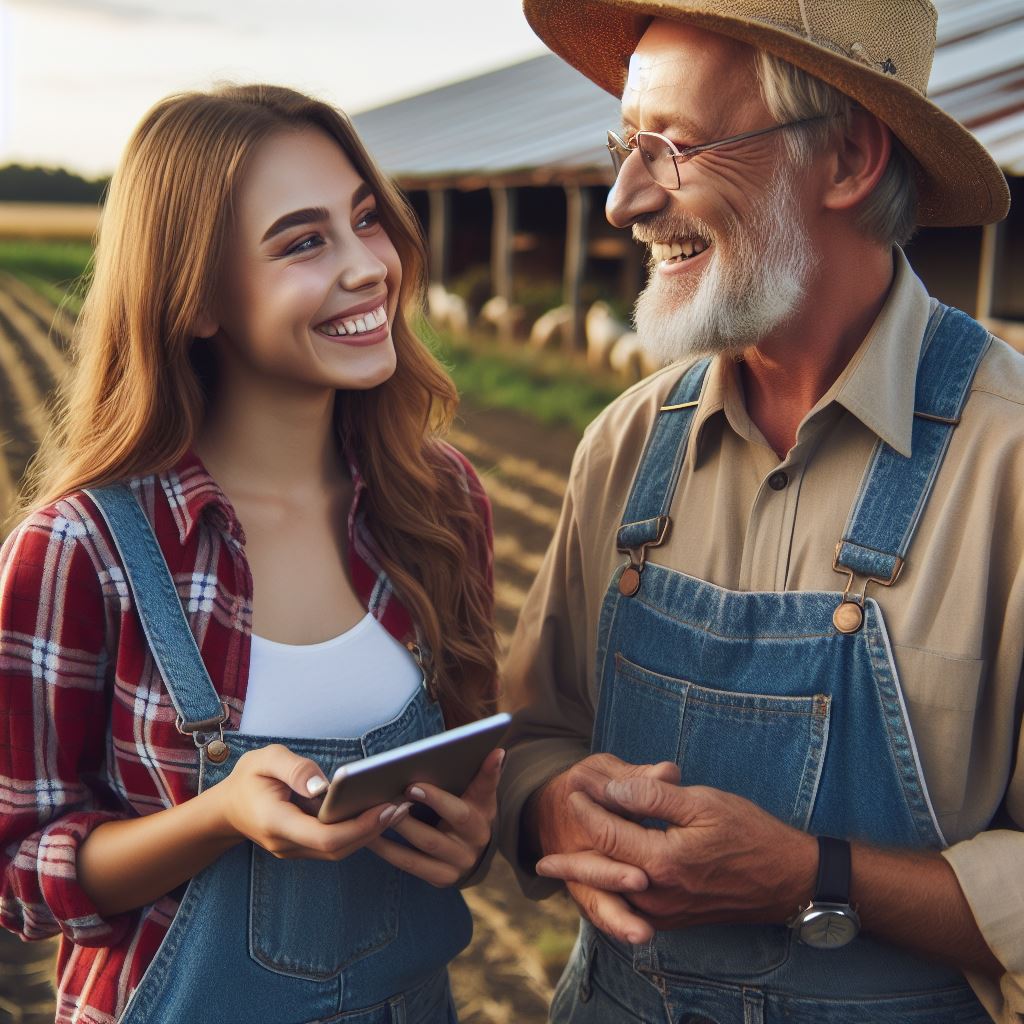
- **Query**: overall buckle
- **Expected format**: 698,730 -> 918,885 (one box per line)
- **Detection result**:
176,702 -> 231,764
831,545 -> 904,634
617,516 -> 670,597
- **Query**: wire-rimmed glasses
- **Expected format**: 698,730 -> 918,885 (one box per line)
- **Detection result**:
606,116 -> 830,190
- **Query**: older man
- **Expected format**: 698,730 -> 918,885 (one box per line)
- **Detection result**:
498,2 -> 1023,1022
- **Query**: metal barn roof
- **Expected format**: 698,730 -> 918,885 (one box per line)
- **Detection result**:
932,0 -> 1024,174
352,54 -> 619,184
353,1 -> 1024,185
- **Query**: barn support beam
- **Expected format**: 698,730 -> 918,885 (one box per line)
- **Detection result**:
976,219 -> 1006,322
427,188 -> 451,288
563,184 -> 591,352
490,185 -> 516,339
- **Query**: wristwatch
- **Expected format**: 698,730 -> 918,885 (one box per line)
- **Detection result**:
789,836 -> 861,949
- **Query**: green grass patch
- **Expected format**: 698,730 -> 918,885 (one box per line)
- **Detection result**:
0,240 -> 91,317
427,327 -> 622,435
0,239 -> 91,288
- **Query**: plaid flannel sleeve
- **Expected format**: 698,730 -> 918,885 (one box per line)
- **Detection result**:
0,510 -> 136,946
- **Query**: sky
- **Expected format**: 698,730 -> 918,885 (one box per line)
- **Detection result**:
0,0 -> 547,177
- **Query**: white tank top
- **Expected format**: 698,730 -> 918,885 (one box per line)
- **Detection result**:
238,613 -> 423,738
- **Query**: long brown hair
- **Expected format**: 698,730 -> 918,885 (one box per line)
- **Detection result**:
20,84 -> 496,721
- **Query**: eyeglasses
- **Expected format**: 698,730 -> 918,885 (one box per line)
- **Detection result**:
606,117 -> 830,190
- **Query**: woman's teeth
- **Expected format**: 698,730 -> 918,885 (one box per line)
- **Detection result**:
651,238 -> 710,264
319,305 -> 387,337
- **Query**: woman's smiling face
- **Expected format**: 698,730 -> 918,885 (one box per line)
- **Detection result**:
210,126 -> 402,394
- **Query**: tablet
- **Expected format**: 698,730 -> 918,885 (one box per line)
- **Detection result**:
317,712 -> 511,824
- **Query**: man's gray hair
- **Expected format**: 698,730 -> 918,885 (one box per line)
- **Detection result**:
754,51 -> 918,247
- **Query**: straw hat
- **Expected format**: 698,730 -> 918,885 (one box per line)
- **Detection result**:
522,0 -> 1010,226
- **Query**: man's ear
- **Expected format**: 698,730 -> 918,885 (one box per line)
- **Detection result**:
822,108 -> 892,215
193,312 -> 219,339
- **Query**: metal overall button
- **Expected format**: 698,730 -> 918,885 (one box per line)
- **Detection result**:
205,738 -> 230,764
833,600 -> 864,634
831,545 -> 904,635
832,560 -> 866,632
617,516 -> 671,597
619,562 -> 642,597
176,702 -> 231,763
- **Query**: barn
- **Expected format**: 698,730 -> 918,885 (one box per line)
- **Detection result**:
353,0 -> 1024,355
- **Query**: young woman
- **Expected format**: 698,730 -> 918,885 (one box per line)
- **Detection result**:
0,84 -> 498,1024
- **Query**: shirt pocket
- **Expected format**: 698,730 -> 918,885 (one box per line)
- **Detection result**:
890,643 -> 984,824
598,653 -> 830,830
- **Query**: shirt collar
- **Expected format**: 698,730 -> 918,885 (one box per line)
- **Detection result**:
158,441 -> 372,548
158,450 -> 244,546
823,247 -> 929,458
689,247 -> 930,461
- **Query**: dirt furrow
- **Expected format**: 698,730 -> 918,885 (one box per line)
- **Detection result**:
0,273 -> 76,346
0,290 -> 68,385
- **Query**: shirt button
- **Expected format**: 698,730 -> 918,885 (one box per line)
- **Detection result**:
768,471 -> 789,491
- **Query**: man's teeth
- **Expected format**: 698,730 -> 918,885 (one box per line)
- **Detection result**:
651,238 -> 710,264
320,305 -> 387,337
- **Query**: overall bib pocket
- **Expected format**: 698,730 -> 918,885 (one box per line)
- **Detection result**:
602,654 -> 831,830
249,845 -> 401,981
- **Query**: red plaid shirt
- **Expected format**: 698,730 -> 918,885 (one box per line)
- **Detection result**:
0,447 -> 493,1024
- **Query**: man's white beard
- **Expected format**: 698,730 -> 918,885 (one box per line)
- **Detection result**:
633,168 -> 815,363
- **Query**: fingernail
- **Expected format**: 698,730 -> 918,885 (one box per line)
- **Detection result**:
495,749 -> 506,771
391,801 -> 413,825
606,780 -> 627,801
626,931 -> 646,945
408,786 -> 426,801
535,858 -> 551,876
306,776 -> 328,797
379,804 -> 398,824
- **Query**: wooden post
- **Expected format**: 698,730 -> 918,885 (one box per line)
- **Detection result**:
490,185 -> 516,339
976,220 -> 1005,322
427,188 -> 451,287
563,184 -> 591,352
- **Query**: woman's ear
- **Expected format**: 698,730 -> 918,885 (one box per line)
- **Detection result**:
822,108 -> 892,215
193,312 -> 219,339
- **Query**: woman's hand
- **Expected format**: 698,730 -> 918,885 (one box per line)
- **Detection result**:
79,742 -> 408,916
368,747 -> 504,887
216,743 -> 409,861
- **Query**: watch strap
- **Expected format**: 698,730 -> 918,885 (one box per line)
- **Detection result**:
815,835 -> 851,905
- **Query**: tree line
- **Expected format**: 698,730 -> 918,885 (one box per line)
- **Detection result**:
0,164 -> 109,204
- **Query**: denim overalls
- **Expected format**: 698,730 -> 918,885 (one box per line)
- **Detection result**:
552,305 -> 993,1024
87,486 -> 469,1024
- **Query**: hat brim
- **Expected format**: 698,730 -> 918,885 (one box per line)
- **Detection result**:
524,0 -> 1010,227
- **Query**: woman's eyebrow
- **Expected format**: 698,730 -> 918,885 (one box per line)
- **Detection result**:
261,206 -> 330,243
351,182 -> 373,209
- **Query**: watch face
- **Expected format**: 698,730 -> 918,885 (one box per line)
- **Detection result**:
799,908 -> 859,949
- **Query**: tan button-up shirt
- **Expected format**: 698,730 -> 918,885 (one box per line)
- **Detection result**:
498,250 -> 1024,1022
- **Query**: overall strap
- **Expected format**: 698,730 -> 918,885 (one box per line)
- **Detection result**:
835,305 -> 991,588
87,484 -> 227,737
615,358 -> 712,594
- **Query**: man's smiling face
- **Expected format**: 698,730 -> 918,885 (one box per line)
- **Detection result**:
608,19 -> 818,362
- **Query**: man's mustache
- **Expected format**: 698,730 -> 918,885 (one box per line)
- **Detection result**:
631,212 -> 717,248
